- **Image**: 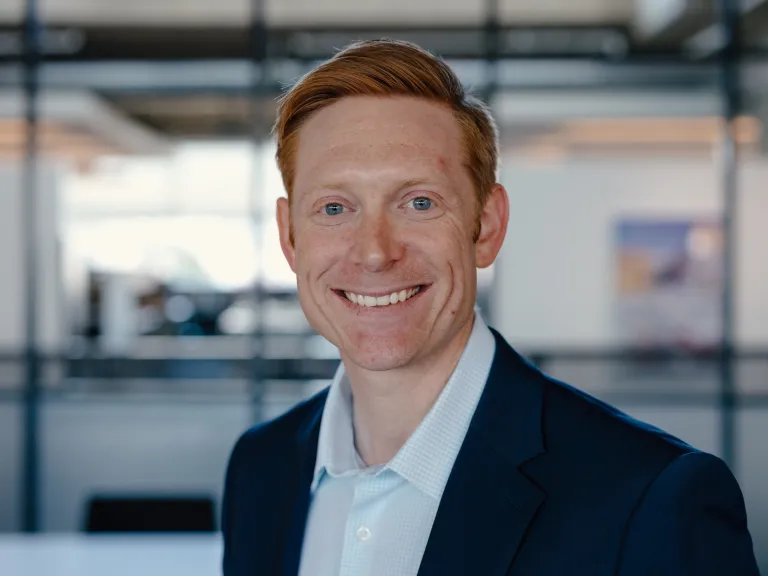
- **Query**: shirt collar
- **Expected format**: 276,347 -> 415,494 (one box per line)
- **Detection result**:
311,360 -> 358,489
311,311 -> 496,499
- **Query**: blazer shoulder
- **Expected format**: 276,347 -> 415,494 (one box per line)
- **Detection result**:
487,329 -> 695,472
616,450 -> 759,576
230,386 -> 329,463
539,370 -> 695,470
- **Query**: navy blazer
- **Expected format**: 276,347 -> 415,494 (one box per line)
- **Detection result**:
222,329 -> 760,575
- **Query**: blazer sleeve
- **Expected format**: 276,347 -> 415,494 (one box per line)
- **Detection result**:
617,451 -> 760,576
221,434 -> 245,576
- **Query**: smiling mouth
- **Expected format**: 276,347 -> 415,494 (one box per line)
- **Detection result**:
334,285 -> 427,308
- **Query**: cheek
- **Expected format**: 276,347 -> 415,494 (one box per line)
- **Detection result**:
436,231 -> 477,298
404,222 -> 473,272
294,230 -> 344,278
434,223 -> 475,266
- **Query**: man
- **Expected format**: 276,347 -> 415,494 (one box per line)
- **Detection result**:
222,40 -> 759,576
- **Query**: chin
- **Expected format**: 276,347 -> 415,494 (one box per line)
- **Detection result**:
341,339 -> 417,372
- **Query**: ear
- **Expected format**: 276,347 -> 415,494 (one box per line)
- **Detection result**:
276,197 -> 297,273
475,183 -> 509,269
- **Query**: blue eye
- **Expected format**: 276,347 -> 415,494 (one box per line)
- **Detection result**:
411,197 -> 432,211
324,203 -> 344,216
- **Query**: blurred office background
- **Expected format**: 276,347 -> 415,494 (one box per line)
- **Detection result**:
1,0 -> 767,574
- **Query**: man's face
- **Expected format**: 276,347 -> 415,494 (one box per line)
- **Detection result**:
277,96 -> 507,372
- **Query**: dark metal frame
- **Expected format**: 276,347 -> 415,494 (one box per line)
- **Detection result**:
0,23 -> 710,62
14,0 -> 752,533
21,0 -> 40,534
249,0 -> 269,426
718,0 -> 742,478
1,23 -> 767,63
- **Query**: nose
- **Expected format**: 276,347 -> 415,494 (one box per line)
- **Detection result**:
350,210 -> 403,272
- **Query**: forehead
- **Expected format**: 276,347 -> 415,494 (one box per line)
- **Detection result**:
294,96 -> 465,181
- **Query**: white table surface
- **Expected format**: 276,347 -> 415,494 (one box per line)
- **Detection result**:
0,534 -> 222,576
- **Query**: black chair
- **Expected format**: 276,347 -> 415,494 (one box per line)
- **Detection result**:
84,494 -> 216,533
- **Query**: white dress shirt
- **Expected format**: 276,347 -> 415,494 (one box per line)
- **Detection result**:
297,313 -> 496,576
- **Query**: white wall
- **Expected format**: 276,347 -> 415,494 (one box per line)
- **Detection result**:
39,401 -> 251,531
735,161 -> 768,346
494,156 -> 768,348
0,163 -> 65,354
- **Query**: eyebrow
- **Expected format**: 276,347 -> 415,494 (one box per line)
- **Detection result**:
308,176 -> 446,196
398,177 -> 440,190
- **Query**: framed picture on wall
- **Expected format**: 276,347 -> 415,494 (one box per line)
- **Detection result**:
615,218 -> 723,350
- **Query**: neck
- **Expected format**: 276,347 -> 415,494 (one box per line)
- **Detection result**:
344,315 -> 475,466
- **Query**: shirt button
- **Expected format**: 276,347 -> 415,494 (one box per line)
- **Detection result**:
356,526 -> 372,542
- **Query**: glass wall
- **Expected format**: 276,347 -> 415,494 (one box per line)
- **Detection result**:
0,0 -> 767,571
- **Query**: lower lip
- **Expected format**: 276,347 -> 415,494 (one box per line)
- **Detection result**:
335,286 -> 429,311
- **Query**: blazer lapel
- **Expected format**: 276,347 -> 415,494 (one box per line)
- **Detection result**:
281,393 -> 326,576
417,330 -> 547,576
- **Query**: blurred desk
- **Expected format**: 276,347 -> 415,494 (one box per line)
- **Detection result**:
0,534 -> 222,576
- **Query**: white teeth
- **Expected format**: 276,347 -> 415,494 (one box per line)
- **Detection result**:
344,287 -> 422,307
